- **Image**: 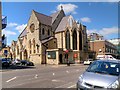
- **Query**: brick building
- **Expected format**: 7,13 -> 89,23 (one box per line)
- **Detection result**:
89,40 -> 117,59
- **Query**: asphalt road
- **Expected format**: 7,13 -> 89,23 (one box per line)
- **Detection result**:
2,64 -> 88,89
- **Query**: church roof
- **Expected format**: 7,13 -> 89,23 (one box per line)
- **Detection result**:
18,27 -> 27,38
55,16 -> 69,33
33,10 -> 52,26
50,11 -> 60,24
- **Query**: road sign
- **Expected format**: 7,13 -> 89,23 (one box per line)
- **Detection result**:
74,53 -> 77,58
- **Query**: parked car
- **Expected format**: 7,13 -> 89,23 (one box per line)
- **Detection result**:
97,55 -> 117,60
83,59 -> 94,65
77,60 -> 120,89
12,59 -> 21,65
20,60 -> 34,66
0,58 -> 11,67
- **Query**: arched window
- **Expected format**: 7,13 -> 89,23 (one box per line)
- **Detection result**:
24,49 -> 28,60
33,39 -> 36,53
79,31 -> 82,50
65,30 -> 70,49
72,29 -> 77,50
42,28 -> 45,35
29,40 -> 31,49
48,29 -> 50,36
29,40 -> 31,54
17,45 -> 19,55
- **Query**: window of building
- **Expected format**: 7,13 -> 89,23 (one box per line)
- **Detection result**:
42,28 -> 45,35
37,46 -> 39,53
105,48 -> 107,52
30,23 -> 35,33
29,40 -> 32,54
72,29 -> 77,50
30,50 -> 31,54
47,51 -> 56,59
65,30 -> 70,49
17,46 -> 19,55
29,40 -> 31,49
79,31 -> 82,50
33,39 -> 36,53
48,29 -> 50,36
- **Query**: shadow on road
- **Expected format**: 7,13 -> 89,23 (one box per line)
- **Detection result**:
0,65 -> 36,71
2,88 -> 76,90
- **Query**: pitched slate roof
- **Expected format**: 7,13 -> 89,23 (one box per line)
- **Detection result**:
18,27 -> 27,38
55,16 -> 69,33
50,11 -> 60,24
33,10 -> 52,26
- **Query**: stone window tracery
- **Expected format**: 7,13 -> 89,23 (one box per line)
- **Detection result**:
30,23 -> 35,33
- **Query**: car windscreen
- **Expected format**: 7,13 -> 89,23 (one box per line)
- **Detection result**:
86,61 -> 120,76
2,59 -> 7,61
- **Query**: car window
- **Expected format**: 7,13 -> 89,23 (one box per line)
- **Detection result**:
87,61 -> 120,76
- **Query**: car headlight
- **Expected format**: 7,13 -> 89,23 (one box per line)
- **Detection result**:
108,80 -> 119,89
78,75 -> 83,83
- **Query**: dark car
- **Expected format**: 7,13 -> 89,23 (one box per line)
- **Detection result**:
20,60 -> 34,66
0,58 -> 11,67
12,59 -> 21,65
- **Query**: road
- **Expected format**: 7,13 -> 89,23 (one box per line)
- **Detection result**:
2,64 -> 88,89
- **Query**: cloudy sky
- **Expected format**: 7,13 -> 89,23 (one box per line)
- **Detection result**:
2,2 -> 118,45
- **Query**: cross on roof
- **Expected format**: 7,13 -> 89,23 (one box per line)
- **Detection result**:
61,5 -> 63,10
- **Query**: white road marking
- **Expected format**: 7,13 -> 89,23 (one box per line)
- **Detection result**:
52,79 -> 61,82
53,73 -> 55,76
35,74 -> 38,78
52,79 -> 57,82
55,82 -> 72,88
6,77 -> 17,83
67,84 -> 76,88
66,70 -> 69,73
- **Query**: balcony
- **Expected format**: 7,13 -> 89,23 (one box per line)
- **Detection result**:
2,16 -> 7,29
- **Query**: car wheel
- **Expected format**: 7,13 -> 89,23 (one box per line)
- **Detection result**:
20,63 -> 23,66
25,63 -> 27,66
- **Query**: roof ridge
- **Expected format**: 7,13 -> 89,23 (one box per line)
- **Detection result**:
50,10 -> 60,16
18,27 -> 27,38
33,10 -> 52,18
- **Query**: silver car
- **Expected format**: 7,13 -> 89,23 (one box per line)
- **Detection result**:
77,60 -> 120,89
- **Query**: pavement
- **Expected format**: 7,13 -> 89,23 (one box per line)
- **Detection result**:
1,64 -> 88,89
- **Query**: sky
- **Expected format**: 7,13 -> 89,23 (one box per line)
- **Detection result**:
1,2 -> 119,46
